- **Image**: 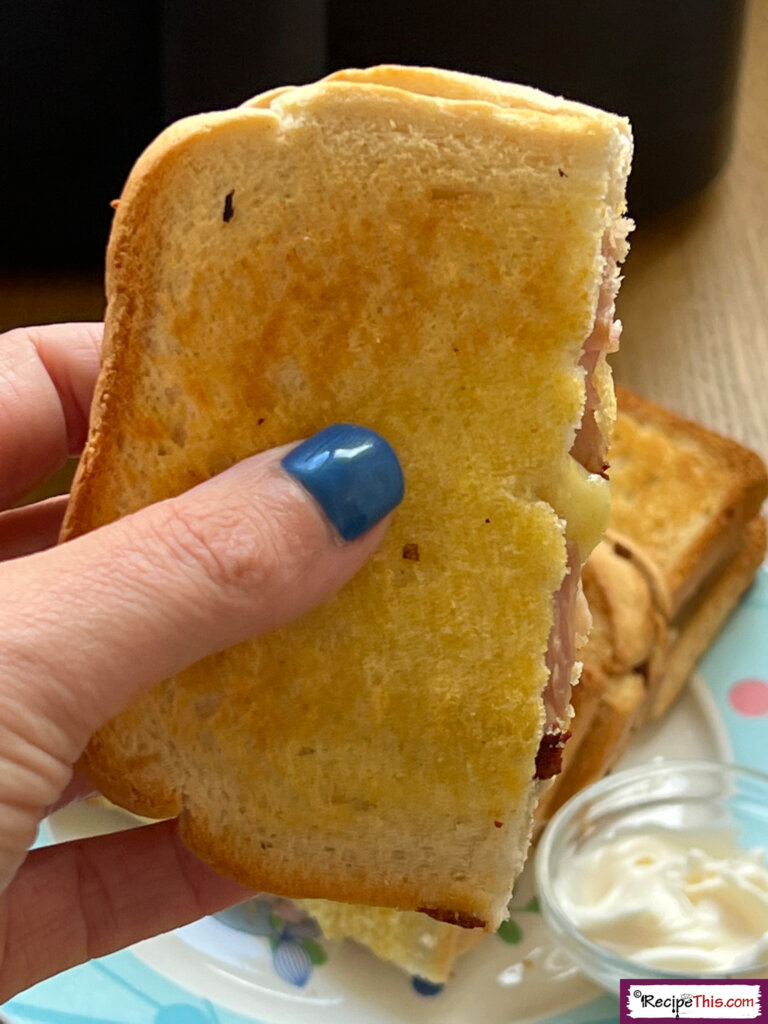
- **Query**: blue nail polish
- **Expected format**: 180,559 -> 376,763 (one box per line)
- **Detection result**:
281,424 -> 405,541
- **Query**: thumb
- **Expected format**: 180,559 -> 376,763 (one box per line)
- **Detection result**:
1,424 -> 404,762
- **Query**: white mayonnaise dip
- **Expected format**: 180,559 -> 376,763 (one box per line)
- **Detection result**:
555,830 -> 768,972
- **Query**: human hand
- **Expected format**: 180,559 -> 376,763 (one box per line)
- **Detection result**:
0,323 -> 403,999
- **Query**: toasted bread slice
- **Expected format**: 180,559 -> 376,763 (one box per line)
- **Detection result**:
61,67 -> 631,928
649,514 -> 767,718
608,386 -> 767,618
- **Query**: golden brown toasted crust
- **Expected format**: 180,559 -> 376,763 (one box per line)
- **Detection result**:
63,110 -> 280,535
60,68 -> 632,928
609,385 -> 768,618
649,514 -> 767,719
324,65 -> 629,127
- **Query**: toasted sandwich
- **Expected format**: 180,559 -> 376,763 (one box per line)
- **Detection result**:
61,66 -> 632,929
604,385 -> 768,720
304,388 -> 767,979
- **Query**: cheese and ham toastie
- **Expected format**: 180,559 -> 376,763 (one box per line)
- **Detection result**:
61,66 -> 632,930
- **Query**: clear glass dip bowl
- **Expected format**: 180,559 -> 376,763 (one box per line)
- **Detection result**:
535,759 -> 768,993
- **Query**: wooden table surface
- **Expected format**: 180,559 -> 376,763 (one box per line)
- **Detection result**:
614,0 -> 768,473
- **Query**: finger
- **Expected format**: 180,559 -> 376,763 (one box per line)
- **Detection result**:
0,496 -> 68,561
0,323 -> 102,508
0,818 -> 251,1000
1,425 -> 404,763
47,772 -> 96,814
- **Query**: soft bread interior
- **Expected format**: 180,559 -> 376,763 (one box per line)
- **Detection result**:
63,69 -> 631,928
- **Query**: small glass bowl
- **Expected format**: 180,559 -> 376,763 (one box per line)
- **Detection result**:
535,759 -> 768,994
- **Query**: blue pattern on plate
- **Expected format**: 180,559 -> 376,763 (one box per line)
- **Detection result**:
215,897 -> 327,986
543,992 -> 620,1024
270,936 -> 313,987
410,977 -> 444,996
697,569 -> 768,772
5,950 -> 258,1023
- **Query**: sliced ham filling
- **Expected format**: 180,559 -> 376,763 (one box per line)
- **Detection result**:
570,226 -> 626,477
535,221 -> 629,779
542,539 -> 580,732
535,541 -> 591,780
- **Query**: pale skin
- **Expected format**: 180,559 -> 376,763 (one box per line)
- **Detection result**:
0,323 -> 391,1000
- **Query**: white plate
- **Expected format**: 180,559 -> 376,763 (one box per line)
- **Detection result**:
6,568 -> 768,1024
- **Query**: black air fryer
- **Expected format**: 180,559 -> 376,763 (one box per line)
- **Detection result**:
1,0 -> 746,268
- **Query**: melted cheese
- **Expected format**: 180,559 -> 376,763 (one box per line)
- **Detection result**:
538,456 -> 610,561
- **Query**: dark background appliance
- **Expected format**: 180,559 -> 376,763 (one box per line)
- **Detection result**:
1,0 -> 747,269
